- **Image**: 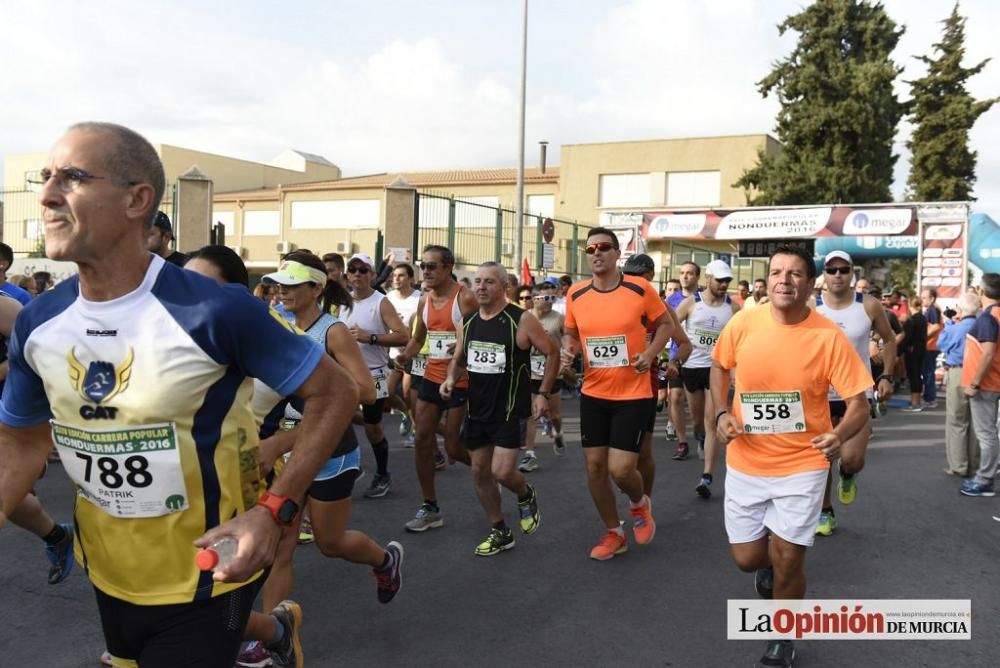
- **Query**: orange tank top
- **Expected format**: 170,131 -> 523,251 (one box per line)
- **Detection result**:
423,285 -> 468,387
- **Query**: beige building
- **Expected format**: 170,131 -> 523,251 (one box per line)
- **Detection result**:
1,144 -> 341,255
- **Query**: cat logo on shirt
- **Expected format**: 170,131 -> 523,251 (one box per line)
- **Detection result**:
67,347 -> 134,420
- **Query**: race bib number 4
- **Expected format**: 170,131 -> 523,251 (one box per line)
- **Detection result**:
585,335 -> 628,368
371,367 -> 389,399
51,421 -> 188,518
428,331 -> 457,360
411,355 -> 427,377
739,391 -> 806,434
467,341 -> 506,374
530,354 -> 546,377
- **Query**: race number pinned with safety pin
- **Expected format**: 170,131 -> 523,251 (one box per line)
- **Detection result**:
739,392 -> 806,434
585,335 -> 628,368
371,367 -> 390,399
530,354 -> 546,376
467,341 -> 506,374
428,331 -> 457,360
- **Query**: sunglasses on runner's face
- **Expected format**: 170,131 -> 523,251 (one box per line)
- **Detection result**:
824,266 -> 852,275
533,294 -> 556,302
519,294 -> 533,301
585,242 -> 615,255
347,265 -> 370,274
419,262 -> 439,272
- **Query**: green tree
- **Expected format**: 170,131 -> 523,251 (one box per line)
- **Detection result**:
906,3 -> 998,201
736,0 -> 906,205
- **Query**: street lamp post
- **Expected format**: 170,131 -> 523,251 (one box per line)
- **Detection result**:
514,0 -> 528,274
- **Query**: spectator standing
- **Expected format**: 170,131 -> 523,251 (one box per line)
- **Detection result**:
960,274 -> 1000,497
901,301 -> 928,412
0,243 -> 32,305
938,292 -> 980,477
921,288 -> 943,408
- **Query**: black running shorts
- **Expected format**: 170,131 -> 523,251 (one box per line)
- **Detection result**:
94,576 -> 264,668
462,415 -> 524,450
681,366 -> 711,393
361,398 -> 387,424
418,380 -> 468,409
579,394 -> 649,453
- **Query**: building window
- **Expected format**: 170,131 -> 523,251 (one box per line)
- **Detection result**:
243,210 -> 280,236
290,199 -> 380,229
212,211 -> 235,238
599,174 -> 651,208
665,171 -> 721,207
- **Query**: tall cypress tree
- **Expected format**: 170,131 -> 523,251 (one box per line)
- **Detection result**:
736,0 -> 906,205
906,3 -> 998,202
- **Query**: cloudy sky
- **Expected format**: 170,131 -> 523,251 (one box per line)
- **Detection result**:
2,0 -> 997,220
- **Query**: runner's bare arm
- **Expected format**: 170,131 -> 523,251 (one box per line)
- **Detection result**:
458,286 -> 479,317
561,327 -> 581,372
813,391 -> 869,459
0,297 -> 21,382
368,298 -> 409,348
328,323 -> 377,405
666,305 -> 693,366
635,311 -> 673,373
0,423 -> 52,529
258,428 -> 298,476
711,360 -> 741,443
519,311 -> 559,405
196,353 -> 358,582
397,294 -> 427,365
866,296 -> 897,398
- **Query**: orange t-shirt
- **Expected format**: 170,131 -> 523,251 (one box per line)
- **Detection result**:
565,274 -> 666,401
713,305 -> 872,477
961,304 -> 1000,392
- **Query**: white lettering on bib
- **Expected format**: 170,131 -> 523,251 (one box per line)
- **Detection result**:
739,391 -> 806,434
585,335 -> 628,368
467,341 -> 506,374
371,366 -> 389,399
411,354 -> 427,377
428,331 -> 457,360
530,354 -> 546,377
51,420 -> 188,518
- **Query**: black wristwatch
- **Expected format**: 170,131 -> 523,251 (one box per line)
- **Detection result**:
876,374 -> 892,384
714,409 -> 729,426
538,390 -> 552,399
369,334 -> 378,345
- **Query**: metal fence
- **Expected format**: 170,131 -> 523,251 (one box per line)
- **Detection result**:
414,190 -> 591,282
0,183 -> 177,255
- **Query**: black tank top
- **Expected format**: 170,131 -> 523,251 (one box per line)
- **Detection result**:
462,304 -> 531,422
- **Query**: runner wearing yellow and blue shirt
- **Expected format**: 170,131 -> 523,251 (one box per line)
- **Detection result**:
0,123 -> 360,668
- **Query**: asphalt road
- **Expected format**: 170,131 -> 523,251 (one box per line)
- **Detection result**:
2,396 -> 997,667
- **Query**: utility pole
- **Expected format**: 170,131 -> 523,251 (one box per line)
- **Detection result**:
514,0 -> 528,273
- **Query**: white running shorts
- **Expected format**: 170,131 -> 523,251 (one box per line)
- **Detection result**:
724,466 -> 828,547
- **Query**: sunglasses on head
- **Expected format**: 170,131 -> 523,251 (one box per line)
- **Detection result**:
824,266 -> 852,275
418,261 -> 439,272
585,241 -> 615,255
347,265 -> 370,274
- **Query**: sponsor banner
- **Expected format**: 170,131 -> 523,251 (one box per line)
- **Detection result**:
638,205 -> 919,241
728,599 -> 971,640
919,208 -> 968,303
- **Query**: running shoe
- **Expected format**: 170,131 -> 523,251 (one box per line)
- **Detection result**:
960,480 -> 996,497
629,495 -> 655,545
433,450 -> 447,471
270,600 -> 303,668
589,530 -> 628,561
754,567 -> 773,599
45,522 -> 75,585
922,400 -> 938,409
816,510 -> 837,536
404,433 -> 415,448
399,413 -> 412,436
236,641 -> 273,668
837,472 -> 857,505
540,416 -> 553,438
517,484 -> 541,534
655,401 -> 664,413
900,405 -> 923,413
474,527 -> 515,556
553,433 -> 566,456
405,503 -> 444,532
695,475 -> 712,499
373,541 -> 404,604
363,474 -> 392,499
518,453 -> 539,472
696,434 -> 705,460
756,639 -> 795,667
664,421 -> 677,440
297,517 -> 314,545
672,442 -> 689,460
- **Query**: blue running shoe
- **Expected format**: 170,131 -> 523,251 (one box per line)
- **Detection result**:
45,522 -> 75,585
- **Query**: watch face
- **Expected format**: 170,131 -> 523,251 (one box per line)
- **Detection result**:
277,499 -> 299,524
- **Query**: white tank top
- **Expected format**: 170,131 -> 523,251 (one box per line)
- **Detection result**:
684,292 -> 734,369
816,293 -> 873,399
342,291 -> 390,369
386,289 -> 421,358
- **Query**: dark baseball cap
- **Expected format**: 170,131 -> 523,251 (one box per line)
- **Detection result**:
153,211 -> 173,235
623,253 -> 655,276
